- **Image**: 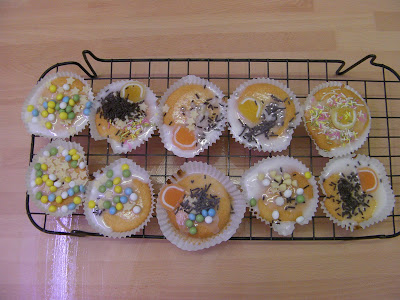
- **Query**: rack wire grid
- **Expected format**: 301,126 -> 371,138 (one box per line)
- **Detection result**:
26,50 -> 400,241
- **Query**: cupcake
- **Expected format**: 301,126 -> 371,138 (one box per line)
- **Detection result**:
227,78 -> 302,152
158,75 -> 226,158
84,158 -> 154,238
320,155 -> 395,231
90,80 -> 159,154
22,72 -> 94,138
241,156 -> 319,236
26,141 -> 88,217
156,161 -> 246,251
303,82 -> 371,157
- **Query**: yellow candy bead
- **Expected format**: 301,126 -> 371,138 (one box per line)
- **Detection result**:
45,122 -> 52,129
72,154 -> 80,161
305,171 -> 312,179
114,185 -> 122,193
42,174 -> 49,181
56,196 -> 63,204
50,186 -> 57,193
116,203 -> 123,211
69,149 -> 77,155
59,112 -> 68,120
113,177 -> 121,185
35,178 -> 43,185
73,196 -> 82,205
56,93 -> 63,101
47,107 -> 55,114
40,195 -> 48,204
49,85 -> 57,93
41,164 -> 48,171
68,99 -> 76,106
121,164 -> 129,170
48,205 -> 57,213
46,179 -> 54,187
41,110 -> 49,118
65,176 -> 71,183
48,101 -> 55,108
88,200 -> 96,209
27,105 -> 34,112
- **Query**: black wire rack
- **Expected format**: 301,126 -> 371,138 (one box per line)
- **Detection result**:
26,50 -> 400,241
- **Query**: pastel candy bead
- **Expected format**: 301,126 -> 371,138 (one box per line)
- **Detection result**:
72,154 -> 80,161
31,117 -> 38,123
32,109 -> 39,117
83,108 -> 91,116
79,162 -> 85,169
70,160 -> 78,168
133,206 -> 141,214
88,200 -> 96,208
98,185 -> 106,193
129,193 -> 138,202
296,188 -> 304,195
69,181 -> 76,188
296,216 -> 305,224
60,102 -> 67,109
49,205 -> 57,213
205,216 -> 213,224
296,195 -> 305,203
48,114 -> 55,121
106,170 -> 113,178
283,189 -> 292,198
73,185 -> 80,193
262,179 -> 271,186
185,219 -> 194,228
113,177 -> 121,185
61,205 -> 68,213
201,209 -> 208,217
121,164 -> 130,170
67,188 -> 74,196
73,196 -> 81,204
34,163 -> 41,170
56,196 -> 62,204
305,172 -> 312,179
79,185 -> 85,193
48,194 -> 56,202
85,101 -> 92,108
43,150 -> 50,157
61,192 -> 68,199
109,206 -> 117,215
49,85 -> 57,93
50,147 -> 58,156
188,213 -> 196,221
73,94 -> 80,101
56,93 -> 63,100
105,180 -> 113,188
113,196 -> 120,203
272,210 -> 280,220
196,214 -> 204,223
63,84 -> 70,91
124,188 -> 133,195
43,101 -> 48,109
249,198 -> 257,207
65,155 -> 72,162
189,227 -> 197,235
68,203 -> 76,210
122,169 -> 131,178
62,149 -> 69,156
120,196 -> 128,204
116,203 -> 123,211
27,105 -> 34,112
275,196 -> 285,206
208,208 -> 216,217
114,185 -> 122,193
39,195 -> 47,203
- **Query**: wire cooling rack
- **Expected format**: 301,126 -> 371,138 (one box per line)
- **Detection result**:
26,50 -> 400,240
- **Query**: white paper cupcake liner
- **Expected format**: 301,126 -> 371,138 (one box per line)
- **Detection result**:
319,155 -> 395,231
21,71 -> 94,139
158,75 -> 226,158
241,156 -> 319,236
303,82 -> 371,157
227,78 -> 302,153
89,80 -> 160,154
26,140 -> 88,217
156,161 -> 246,251
83,158 -> 155,238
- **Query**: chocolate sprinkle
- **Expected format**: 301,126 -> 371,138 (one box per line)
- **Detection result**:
98,92 -> 145,123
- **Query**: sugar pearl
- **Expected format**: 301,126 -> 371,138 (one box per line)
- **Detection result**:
272,210 -> 280,220
296,216 -> 305,224
54,181 -> 62,188
133,206 -> 141,214
49,174 -> 56,181
43,150 -> 50,157
275,197 -> 284,206
31,117 -> 38,123
69,181 -> 76,188
31,180 -> 36,187
63,84 -> 70,91
283,189 -> 292,198
60,102 -> 67,109
296,188 -> 304,195
261,179 -> 271,186
61,192 -> 68,199
205,216 -> 213,224
62,149 -> 69,156
79,162 -> 85,169
61,205 -> 68,213
130,193 -> 138,201
48,114 -> 55,121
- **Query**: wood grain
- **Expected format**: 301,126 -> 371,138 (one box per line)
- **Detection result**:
1,1 -> 400,299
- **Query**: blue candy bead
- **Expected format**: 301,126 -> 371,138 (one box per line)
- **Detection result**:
43,101 -> 48,109
32,109 -> 39,117
109,206 -> 117,215
208,208 -> 216,217
65,155 -> 72,162
68,203 -> 76,210
124,188 -> 133,196
201,209 -> 208,217
83,108 -> 91,116
188,213 -> 196,221
79,185 -> 85,193
62,96 -> 70,103
120,196 -> 128,204
48,194 -> 56,202
85,102 -> 92,108
67,188 -> 74,196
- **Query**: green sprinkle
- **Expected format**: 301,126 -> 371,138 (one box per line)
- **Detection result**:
296,195 -> 305,203
50,147 -> 58,156
195,214 -> 204,223
35,192 -> 42,200
70,160 -> 78,168
98,185 -> 106,193
103,200 -> 111,209
250,198 -> 257,207
106,170 -> 114,178
189,227 -> 197,235
105,180 -> 113,188
113,196 -> 120,203
122,169 -> 131,178
185,219 -> 193,228
34,163 -> 41,171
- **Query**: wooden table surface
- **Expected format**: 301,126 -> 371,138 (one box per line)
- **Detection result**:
2,1 -> 400,299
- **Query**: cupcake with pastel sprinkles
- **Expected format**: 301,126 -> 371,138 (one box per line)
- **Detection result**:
227,78 -> 302,152
241,156 -> 319,236
320,155 -> 395,231
22,72 -> 94,138
156,161 -> 245,251
89,80 -> 159,154
303,82 -> 371,157
84,158 -> 154,238
158,75 -> 226,158
26,141 -> 88,217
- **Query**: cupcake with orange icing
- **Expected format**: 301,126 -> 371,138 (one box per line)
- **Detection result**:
241,156 -> 319,236
303,82 -> 371,157
320,155 -> 395,231
158,75 -> 226,158
227,78 -> 302,152
84,158 -> 154,238
89,80 -> 159,154
156,161 -> 246,251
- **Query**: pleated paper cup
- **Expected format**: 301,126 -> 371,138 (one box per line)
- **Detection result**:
156,161 -> 246,251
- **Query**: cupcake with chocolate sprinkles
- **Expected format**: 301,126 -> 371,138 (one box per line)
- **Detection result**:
241,156 -> 319,236
227,78 -> 302,152
320,155 -> 395,231
158,75 -> 226,158
89,80 -> 159,153
156,161 -> 246,251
